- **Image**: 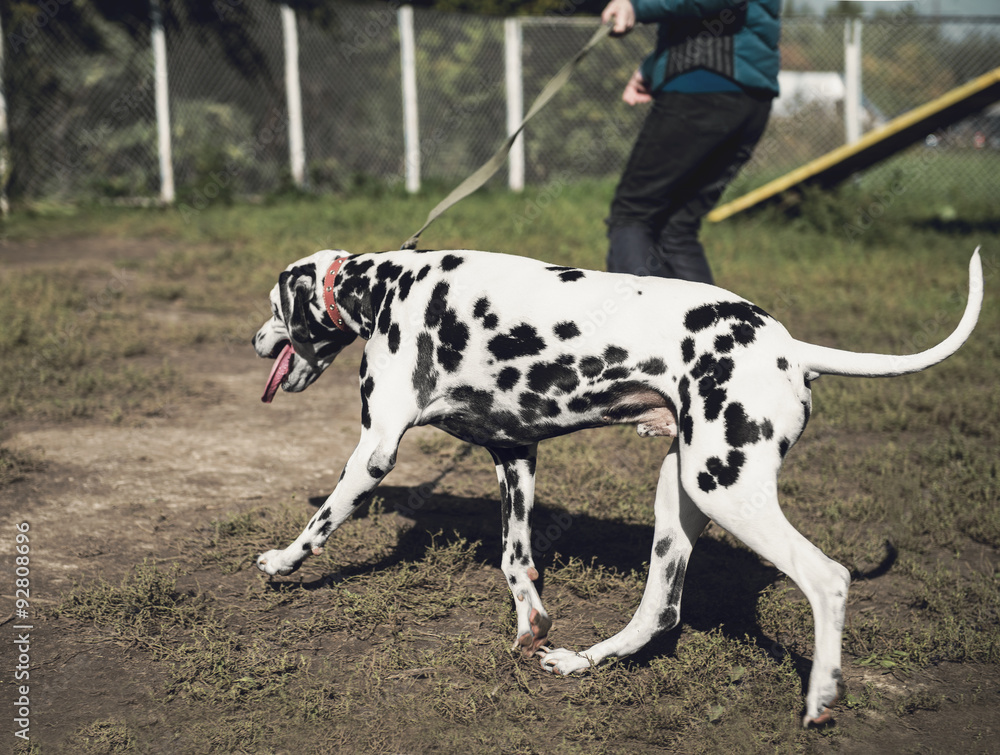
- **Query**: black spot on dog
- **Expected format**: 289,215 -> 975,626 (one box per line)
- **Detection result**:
679,377 -> 693,445
730,321 -> 757,346
437,345 -> 462,372
777,356 -> 789,371
318,521 -> 333,538
715,334 -> 735,353
345,258 -> 374,276
699,450 -> 746,491
416,264 -> 431,282
450,385 -> 495,414
368,463 -> 384,479
437,310 -> 469,373
779,438 -> 790,458
554,321 -> 581,340
681,337 -> 695,363
376,260 -> 404,282
441,254 -> 464,271
527,361 -> 579,395
412,332 -> 438,408
604,346 -> 628,364
488,324 -> 546,361
497,367 -> 520,391
360,377 -> 374,429
472,297 -> 500,330
519,391 -> 560,420
638,358 -> 667,376
654,537 -> 672,558
685,300 -> 769,338
690,353 -> 716,381
545,265 -> 585,282
398,270 -> 416,301
318,508 -> 332,521
658,606 -> 678,630
377,289 -> 395,336
556,354 -> 575,366
388,323 -> 401,353
568,397 -> 589,413
700,383 -> 728,422
425,282 -> 450,328
690,353 -> 733,422
724,402 -> 770,447
602,366 -> 630,381
579,357 -> 604,378
684,304 -> 717,332
717,300 -> 768,327
667,561 -> 686,604
708,450 -> 745,486
724,403 -> 760,442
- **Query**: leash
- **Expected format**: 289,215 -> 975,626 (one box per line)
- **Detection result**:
401,22 -> 613,251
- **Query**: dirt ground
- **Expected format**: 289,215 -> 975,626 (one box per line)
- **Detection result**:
1,236 -> 997,753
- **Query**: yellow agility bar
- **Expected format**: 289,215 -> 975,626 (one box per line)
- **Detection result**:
708,66 -> 1000,222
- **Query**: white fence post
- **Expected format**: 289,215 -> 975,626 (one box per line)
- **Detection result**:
504,17 -> 525,192
0,11 -> 9,216
281,4 -> 306,188
151,0 -> 174,203
399,5 -> 420,193
844,17 -> 862,145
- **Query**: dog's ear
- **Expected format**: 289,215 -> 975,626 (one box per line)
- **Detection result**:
278,269 -> 317,360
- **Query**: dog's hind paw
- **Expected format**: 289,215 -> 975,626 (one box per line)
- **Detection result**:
514,608 -> 552,656
536,647 -> 592,675
256,549 -> 300,577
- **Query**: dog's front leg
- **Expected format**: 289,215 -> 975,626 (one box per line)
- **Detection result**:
256,427 -> 404,577
488,444 -> 552,655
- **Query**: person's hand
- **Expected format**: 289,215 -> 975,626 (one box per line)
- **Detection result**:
601,0 -> 636,37
622,69 -> 652,105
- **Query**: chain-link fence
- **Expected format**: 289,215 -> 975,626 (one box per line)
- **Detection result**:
4,2 -> 1000,207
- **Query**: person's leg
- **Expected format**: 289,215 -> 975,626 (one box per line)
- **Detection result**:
655,96 -> 772,285
606,92 -> 771,282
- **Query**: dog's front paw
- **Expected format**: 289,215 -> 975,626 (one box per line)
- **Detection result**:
256,549 -> 300,577
536,647 -> 593,675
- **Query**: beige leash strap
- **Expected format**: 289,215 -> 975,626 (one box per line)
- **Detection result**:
401,22 -> 612,250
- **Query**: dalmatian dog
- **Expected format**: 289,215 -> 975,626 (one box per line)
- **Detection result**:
253,247 -> 982,726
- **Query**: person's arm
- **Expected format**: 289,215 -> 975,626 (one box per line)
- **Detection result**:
601,0 -> 637,37
622,69 -> 652,105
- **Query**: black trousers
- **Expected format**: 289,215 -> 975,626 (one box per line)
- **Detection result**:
606,90 -> 772,285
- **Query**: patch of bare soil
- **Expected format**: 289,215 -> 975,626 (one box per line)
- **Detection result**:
1,236 -> 997,753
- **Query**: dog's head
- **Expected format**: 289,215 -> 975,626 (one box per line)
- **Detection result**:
253,250 -> 357,400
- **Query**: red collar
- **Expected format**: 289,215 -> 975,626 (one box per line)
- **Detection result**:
323,256 -> 352,333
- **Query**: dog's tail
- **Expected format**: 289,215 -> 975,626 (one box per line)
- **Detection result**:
795,248 -> 983,380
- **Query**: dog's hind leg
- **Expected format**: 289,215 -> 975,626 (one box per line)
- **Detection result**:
682,454 -> 850,727
488,444 -> 552,655
539,445 -> 708,672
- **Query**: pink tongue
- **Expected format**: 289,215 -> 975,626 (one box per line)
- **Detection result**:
261,344 -> 294,403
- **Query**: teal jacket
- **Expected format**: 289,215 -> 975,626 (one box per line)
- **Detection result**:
633,0 -> 782,96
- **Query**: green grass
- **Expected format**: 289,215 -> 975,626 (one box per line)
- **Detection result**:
5,179 -> 1000,752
